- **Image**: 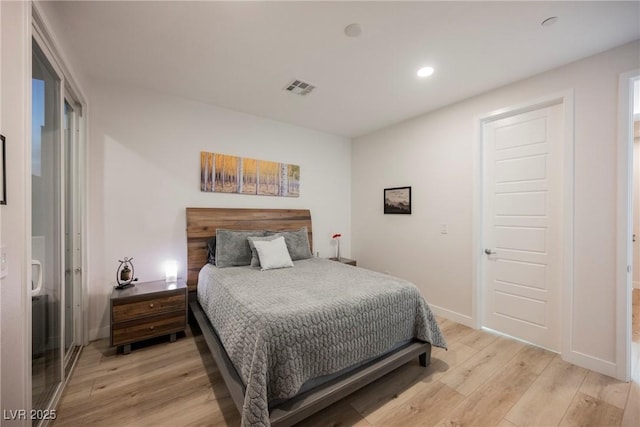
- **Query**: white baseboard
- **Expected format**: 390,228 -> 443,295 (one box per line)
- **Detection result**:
89,325 -> 110,341
634,281 -> 640,290
481,327 -> 560,354
563,349 -> 618,379
429,304 -> 474,328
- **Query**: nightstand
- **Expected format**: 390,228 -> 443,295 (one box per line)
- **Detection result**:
329,257 -> 357,266
110,279 -> 187,354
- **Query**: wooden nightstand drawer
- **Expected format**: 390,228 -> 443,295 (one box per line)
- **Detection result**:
110,280 -> 187,353
112,312 -> 186,346
112,293 -> 185,323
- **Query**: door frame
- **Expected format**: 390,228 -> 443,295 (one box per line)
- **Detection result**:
616,69 -> 639,382
472,90 -> 575,359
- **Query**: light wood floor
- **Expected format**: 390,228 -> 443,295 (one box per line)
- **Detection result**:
632,289 -> 640,384
53,312 -> 640,427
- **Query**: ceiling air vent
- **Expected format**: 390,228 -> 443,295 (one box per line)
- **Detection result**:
284,79 -> 316,96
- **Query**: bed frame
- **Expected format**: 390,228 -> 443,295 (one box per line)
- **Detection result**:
186,207 -> 431,426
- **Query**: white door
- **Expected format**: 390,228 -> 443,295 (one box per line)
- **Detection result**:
632,138 -> 640,289
482,103 -> 563,351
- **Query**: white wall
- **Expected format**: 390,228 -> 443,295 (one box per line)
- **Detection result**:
88,82 -> 352,339
1,0 -> 31,420
352,41 -> 640,375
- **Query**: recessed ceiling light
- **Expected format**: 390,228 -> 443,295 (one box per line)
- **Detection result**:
344,23 -> 362,38
417,66 -> 435,78
541,16 -> 558,27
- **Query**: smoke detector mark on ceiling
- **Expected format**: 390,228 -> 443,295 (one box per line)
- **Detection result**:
284,79 -> 316,96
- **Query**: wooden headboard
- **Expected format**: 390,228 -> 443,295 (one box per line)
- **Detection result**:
185,208 -> 313,292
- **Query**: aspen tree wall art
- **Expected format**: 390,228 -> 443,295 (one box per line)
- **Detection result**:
200,152 -> 300,197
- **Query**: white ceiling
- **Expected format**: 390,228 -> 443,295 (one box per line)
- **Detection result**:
47,1 -> 640,137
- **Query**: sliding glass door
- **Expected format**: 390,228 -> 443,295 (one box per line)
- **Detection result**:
32,40 -> 84,426
31,8 -> 86,422
31,39 -> 62,413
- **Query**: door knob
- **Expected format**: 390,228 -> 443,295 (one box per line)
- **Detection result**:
484,249 -> 496,255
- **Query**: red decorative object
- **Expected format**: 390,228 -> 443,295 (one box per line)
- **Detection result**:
332,233 -> 342,259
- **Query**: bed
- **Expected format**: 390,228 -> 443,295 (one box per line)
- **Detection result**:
186,208 -> 446,426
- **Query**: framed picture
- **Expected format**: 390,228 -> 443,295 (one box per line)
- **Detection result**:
0,135 -> 5,205
200,151 -> 300,198
384,186 -> 411,214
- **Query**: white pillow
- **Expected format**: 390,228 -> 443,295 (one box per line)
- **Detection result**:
252,236 -> 294,271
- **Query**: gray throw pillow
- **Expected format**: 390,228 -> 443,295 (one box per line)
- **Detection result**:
267,227 -> 312,261
247,234 -> 283,267
215,229 -> 267,268
206,236 -> 216,265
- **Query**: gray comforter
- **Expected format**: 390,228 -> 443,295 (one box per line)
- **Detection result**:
197,257 -> 446,426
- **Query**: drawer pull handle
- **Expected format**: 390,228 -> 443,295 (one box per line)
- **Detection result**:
149,326 -> 154,330
149,303 -> 154,308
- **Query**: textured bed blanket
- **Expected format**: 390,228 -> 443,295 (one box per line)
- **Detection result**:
197,257 -> 446,427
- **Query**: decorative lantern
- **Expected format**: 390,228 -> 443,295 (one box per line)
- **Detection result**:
116,257 -> 138,289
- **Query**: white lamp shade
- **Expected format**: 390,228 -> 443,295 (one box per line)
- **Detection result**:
165,260 -> 178,282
